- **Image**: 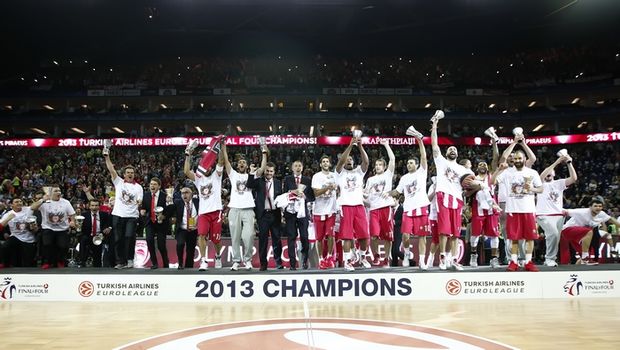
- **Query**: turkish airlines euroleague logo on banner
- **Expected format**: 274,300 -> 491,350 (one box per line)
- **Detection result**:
115,319 -> 515,349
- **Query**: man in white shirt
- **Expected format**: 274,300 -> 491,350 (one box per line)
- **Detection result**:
222,143 -> 256,271
536,154 -> 577,267
104,149 -> 143,269
366,139 -> 396,268
494,150 -> 543,271
312,155 -> 338,269
560,197 -> 620,265
185,141 -> 225,270
335,135 -> 370,271
390,134 -> 429,269
0,198 -> 38,267
431,112 -> 474,270
31,186 -> 76,269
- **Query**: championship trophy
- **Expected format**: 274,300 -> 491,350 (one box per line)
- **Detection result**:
430,110 -> 445,122
352,129 -> 362,146
155,206 -> 164,224
512,127 -> 524,142
26,216 -> 37,230
557,148 -> 572,163
92,232 -> 104,246
185,138 -> 199,156
42,186 -> 52,203
102,139 -> 113,156
197,135 -> 225,176
165,187 -> 174,205
75,215 -> 85,232
405,125 -> 423,139
259,136 -> 269,154
484,127 -> 499,142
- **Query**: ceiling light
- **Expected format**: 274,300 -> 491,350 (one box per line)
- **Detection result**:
386,102 -> 393,108
424,103 -> 432,108
571,98 -> 580,104
195,126 -> 203,133
528,101 -> 536,107
160,104 -> 167,109
532,124 -> 544,132
596,100 -> 605,105
43,105 -> 54,110
236,126 -> 243,132
31,128 -> 47,134
0,130 -> 5,134
71,127 -> 85,134
112,127 -> 125,133
348,102 -> 354,108
488,103 -> 496,108
577,122 -> 588,129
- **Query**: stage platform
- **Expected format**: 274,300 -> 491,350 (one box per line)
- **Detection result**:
2,264 -> 618,303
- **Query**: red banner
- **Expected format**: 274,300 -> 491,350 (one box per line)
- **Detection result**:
1,132 -> 619,148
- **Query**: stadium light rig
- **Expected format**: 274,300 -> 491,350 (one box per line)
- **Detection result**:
31,128 -> 47,135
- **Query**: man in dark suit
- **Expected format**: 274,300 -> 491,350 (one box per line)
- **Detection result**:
247,156 -> 284,271
78,199 -> 112,267
283,160 -> 315,270
165,187 -> 200,269
141,177 -> 171,269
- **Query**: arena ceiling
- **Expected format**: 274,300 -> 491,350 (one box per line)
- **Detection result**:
2,0 -> 620,66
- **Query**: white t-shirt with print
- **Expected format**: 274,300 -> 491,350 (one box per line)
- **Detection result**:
312,171 -> 338,216
396,170 -> 430,214
1,207 -> 36,243
496,167 -> 542,213
536,179 -> 567,215
111,176 -> 143,218
193,165 -> 223,214
40,198 -> 76,231
434,154 -> 473,201
228,170 -> 255,209
336,166 -> 366,207
365,169 -> 395,210
563,208 -> 611,230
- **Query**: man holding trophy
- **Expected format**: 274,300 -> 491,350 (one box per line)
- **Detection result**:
103,140 -> 143,270
78,199 -> 112,268
184,136 -> 226,270
31,186 -> 76,269
141,177 -> 172,269
283,160 -> 315,270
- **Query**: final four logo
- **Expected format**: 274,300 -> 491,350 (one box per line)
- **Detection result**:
0,277 -> 17,300
564,274 -> 583,296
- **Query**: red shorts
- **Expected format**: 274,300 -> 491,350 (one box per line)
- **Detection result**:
436,192 -> 463,236
313,214 -> 336,242
505,213 -> 538,241
197,210 -> 222,244
561,226 -> 591,244
339,205 -> 370,240
402,213 -> 430,237
369,207 -> 394,241
471,213 -> 499,237
430,219 -> 439,244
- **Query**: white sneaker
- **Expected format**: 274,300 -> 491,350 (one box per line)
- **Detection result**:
344,260 -> 355,272
360,258 -> 371,269
439,257 -> 447,270
231,262 -> 240,271
244,260 -> 253,270
469,254 -> 478,267
446,258 -> 453,269
199,260 -> 208,271
426,256 -> 435,268
544,260 -> 558,267
127,259 -> 134,268
214,256 -> 222,269
402,257 -> 410,267
451,261 -> 464,271
419,261 -> 428,270
490,257 -> 500,269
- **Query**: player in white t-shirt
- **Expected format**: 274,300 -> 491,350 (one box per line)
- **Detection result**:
390,134 -> 429,269
335,135 -> 370,271
425,178 -> 440,268
0,198 -> 39,267
31,186 -> 76,269
560,197 -> 620,265
222,142 -> 256,271
184,143 -> 225,270
431,112 -> 474,271
104,147 -> 143,270
494,150 -> 543,272
312,155 -> 338,269
536,154 -> 577,267
365,139 -> 396,268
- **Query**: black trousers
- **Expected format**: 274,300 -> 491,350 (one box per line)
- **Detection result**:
145,221 -> 170,267
3,236 -> 36,267
284,212 -> 309,267
176,229 -> 197,268
257,210 -> 283,268
78,233 -> 113,267
113,216 -> 137,264
41,229 -> 69,265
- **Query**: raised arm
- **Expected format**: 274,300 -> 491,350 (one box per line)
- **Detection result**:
255,146 -> 269,178
335,138 -> 355,173
221,142 -> 233,175
359,141 -> 369,174
490,138 -> 499,172
417,135 -> 428,170
380,139 -> 395,174
565,156 -> 577,186
539,158 -> 560,181
431,119 -> 440,158
520,138 -> 537,168
183,151 -> 196,182
491,162 -> 508,185
104,153 -> 119,181
499,140 -> 518,164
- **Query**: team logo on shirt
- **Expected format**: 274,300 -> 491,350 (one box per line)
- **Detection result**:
47,211 -> 66,227
200,183 -> 214,199
120,190 -> 137,205
548,191 -> 560,204
344,176 -> 357,191
405,180 -> 418,196
444,167 -> 460,184
370,180 -> 386,194
235,180 -> 248,194
509,177 -> 530,198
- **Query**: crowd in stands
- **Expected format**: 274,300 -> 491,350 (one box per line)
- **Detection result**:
4,46 -> 619,92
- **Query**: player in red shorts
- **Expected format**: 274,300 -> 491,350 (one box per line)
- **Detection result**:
390,133 -> 429,269
365,139 -> 396,267
468,161 -> 501,268
425,177 -> 440,268
312,155 -> 338,269
335,134 -> 370,271
183,139 -> 225,270
431,111 -> 474,271
493,150 -> 543,271
560,197 -> 620,265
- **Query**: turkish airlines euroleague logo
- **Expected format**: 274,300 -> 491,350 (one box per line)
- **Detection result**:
446,279 -> 462,295
115,319 -> 515,349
